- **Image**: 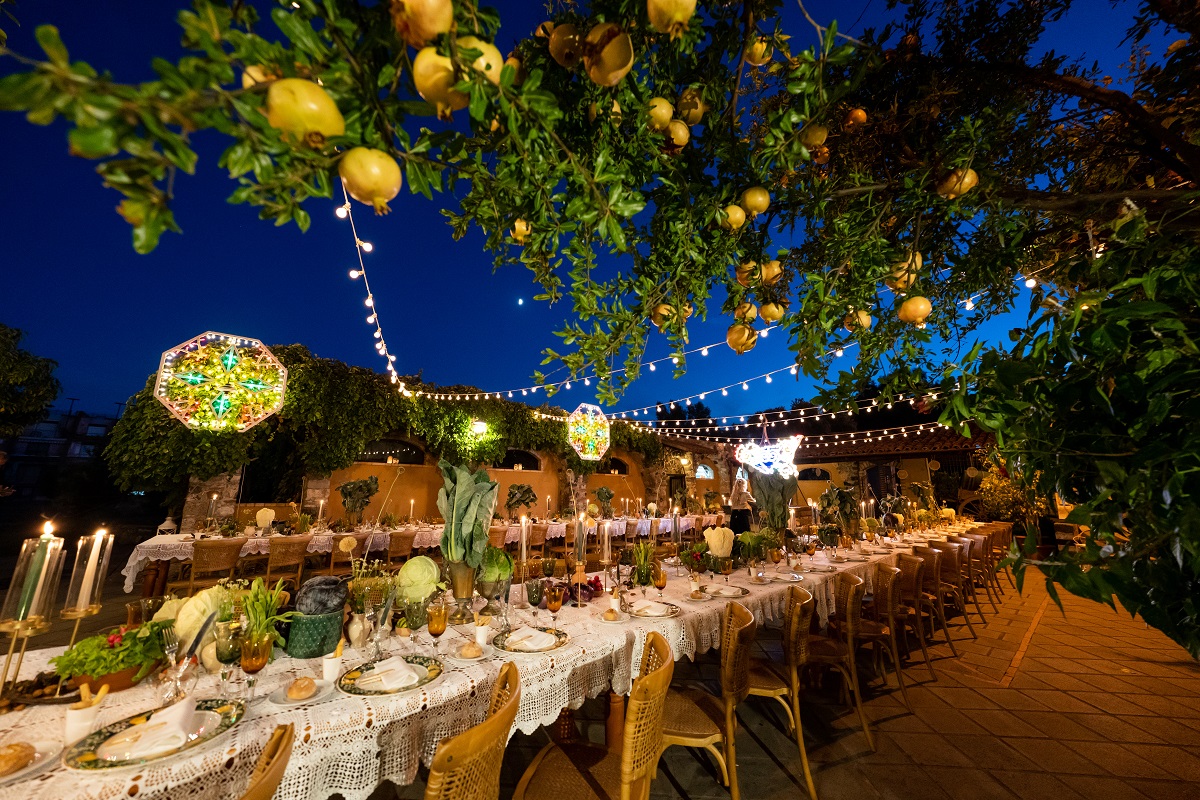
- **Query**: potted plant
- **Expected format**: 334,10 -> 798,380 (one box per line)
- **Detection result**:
51,620 -> 173,693
337,476 -> 379,527
505,483 -> 537,519
436,460 -> 499,623
476,546 -> 514,622
594,486 -> 614,518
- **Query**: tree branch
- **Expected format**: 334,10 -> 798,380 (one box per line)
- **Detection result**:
727,5 -> 752,133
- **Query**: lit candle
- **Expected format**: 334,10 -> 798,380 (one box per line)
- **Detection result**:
602,521 -> 611,563
860,501 -> 866,520
76,529 -> 108,611
318,499 -> 325,522
207,493 -> 218,519
869,499 -> 875,518
520,515 -> 529,565
17,523 -> 54,621
547,495 -> 551,515
576,514 -> 586,562
409,498 -> 414,520
638,497 -> 643,516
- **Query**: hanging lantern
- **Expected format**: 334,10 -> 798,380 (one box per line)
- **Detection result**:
154,332 -> 287,432
567,403 -> 610,461
735,436 -> 803,478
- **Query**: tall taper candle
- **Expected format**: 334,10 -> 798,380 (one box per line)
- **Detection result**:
16,524 -> 54,621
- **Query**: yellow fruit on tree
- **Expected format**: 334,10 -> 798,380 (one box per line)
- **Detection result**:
647,97 -> 674,130
588,99 -> 622,124
740,186 -> 770,216
676,87 -> 709,125
843,107 -> 868,132
898,296 -> 932,324
511,218 -> 531,243
413,47 -> 468,119
760,259 -> 783,285
583,23 -> 634,87
389,0 -> 454,48
844,309 -> 873,331
667,119 -> 691,148
549,23 -> 583,68
457,36 -> 503,86
648,0 -> 696,40
734,301 -> 758,322
744,37 -> 772,66
760,301 -> 787,323
936,167 -> 979,199
885,251 -> 922,290
241,65 -> 278,89
800,124 -> 828,148
720,205 -> 746,231
266,79 -> 345,147
726,323 -> 758,354
339,148 -> 402,215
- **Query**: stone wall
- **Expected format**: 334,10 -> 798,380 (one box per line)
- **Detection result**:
180,472 -> 242,534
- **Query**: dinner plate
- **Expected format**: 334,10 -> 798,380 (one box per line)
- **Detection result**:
701,585 -> 749,598
492,627 -> 571,654
0,740 -> 61,786
268,679 -> 336,707
684,592 -> 712,602
749,575 -> 772,585
594,611 -> 631,624
337,655 -> 443,696
770,573 -> 805,583
63,699 -> 243,771
445,643 -> 496,664
629,602 -> 680,619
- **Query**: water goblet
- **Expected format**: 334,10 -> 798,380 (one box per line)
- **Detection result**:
545,584 -> 565,635
426,600 -> 449,656
525,578 -> 544,627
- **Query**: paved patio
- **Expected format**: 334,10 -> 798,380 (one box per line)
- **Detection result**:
380,576 -> 1200,800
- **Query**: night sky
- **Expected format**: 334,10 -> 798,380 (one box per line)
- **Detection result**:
0,1 -> 1144,421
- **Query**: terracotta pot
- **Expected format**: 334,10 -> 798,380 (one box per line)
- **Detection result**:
72,662 -> 158,694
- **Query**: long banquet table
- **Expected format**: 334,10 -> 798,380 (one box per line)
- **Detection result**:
19,523 -> 981,800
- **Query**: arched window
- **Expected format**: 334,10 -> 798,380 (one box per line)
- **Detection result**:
694,464 -> 715,480
498,449 -> 541,471
606,457 -> 629,475
797,467 -> 831,481
357,439 -> 424,464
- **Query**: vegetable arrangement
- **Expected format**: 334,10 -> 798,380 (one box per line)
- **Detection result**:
51,621 -> 173,682
243,578 -> 294,646
437,460 -> 499,567
480,546 -> 514,583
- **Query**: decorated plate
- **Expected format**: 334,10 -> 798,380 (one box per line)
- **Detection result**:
701,585 -> 750,598
629,602 -> 680,619
63,699 -> 243,771
492,627 -> 571,654
770,573 -> 805,583
337,655 -> 442,696
0,740 -> 61,786
594,611 -> 631,624
268,679 -> 336,707
445,643 -> 496,664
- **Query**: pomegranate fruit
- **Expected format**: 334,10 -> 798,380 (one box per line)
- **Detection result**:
536,21 -> 555,39
936,167 -> 978,199
549,24 -> 583,68
457,36 -> 503,86
339,147 -> 402,215
843,107 -> 868,131
760,301 -> 787,323
241,65 -> 278,89
588,99 -> 622,124
666,119 -> 690,149
503,54 -> 527,85
413,46 -> 468,119
741,186 -> 770,216
734,301 -> 758,322
885,252 -> 922,290
676,87 -> 709,125
651,303 -> 678,329
898,296 -> 932,324
735,261 -> 758,287
647,97 -> 674,130
512,218 -> 531,244
389,0 -> 454,49
266,79 -> 345,147
584,23 -> 634,87
726,323 -> 758,354
648,0 -> 696,40
760,259 -> 783,285
744,36 -> 772,66
799,123 -> 828,148
720,204 -> 746,231
844,309 -> 873,331
812,145 -> 830,165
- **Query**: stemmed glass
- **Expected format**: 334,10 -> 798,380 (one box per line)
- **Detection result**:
525,579 -> 544,627
239,632 -> 273,702
542,557 -> 557,580
404,599 -> 427,654
720,557 -> 734,584
214,621 -> 242,700
545,584 -> 565,635
426,600 -> 449,655
653,561 -> 668,598
805,537 -> 818,566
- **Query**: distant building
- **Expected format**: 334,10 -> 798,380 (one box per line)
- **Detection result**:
0,410 -> 118,498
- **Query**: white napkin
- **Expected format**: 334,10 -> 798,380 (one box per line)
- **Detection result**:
356,656 -> 419,690
710,586 -> 742,597
98,696 -> 195,761
631,599 -> 670,617
506,627 -> 557,651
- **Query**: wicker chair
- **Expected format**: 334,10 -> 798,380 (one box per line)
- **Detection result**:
929,540 -> 980,638
661,602 -> 757,800
388,528 -> 419,568
814,572 -> 875,750
747,585 -> 818,800
909,546 -> 959,658
945,535 -> 989,624
965,529 -> 1004,608
240,724 -> 294,800
487,525 -> 509,549
265,535 -> 311,593
329,533 -> 375,576
424,662 -> 521,800
166,538 -> 246,596
895,554 -> 937,680
853,564 -> 911,711
527,524 -> 549,560
514,631 -> 674,800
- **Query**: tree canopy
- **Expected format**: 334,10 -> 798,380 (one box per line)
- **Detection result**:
3,1 -> 1200,653
0,323 -> 61,439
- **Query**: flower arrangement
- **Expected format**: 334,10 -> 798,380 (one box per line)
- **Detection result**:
243,578 -> 295,646
817,523 -> 843,547
349,559 -> 391,613
629,541 -> 655,585
646,502 -> 658,518
51,620 -> 173,683
703,526 -> 735,558
436,460 -> 499,568
679,541 -> 710,573
737,528 -> 779,562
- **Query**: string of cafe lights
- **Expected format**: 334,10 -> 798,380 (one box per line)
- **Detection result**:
642,419 -> 955,445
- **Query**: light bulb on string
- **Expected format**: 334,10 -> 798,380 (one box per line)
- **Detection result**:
335,205 -> 349,219
349,269 -> 361,279
360,241 -> 374,253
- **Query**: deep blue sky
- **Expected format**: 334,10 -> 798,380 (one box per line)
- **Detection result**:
0,1 -> 1144,420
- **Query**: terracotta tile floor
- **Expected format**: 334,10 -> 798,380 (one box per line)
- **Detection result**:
379,576 -> 1200,799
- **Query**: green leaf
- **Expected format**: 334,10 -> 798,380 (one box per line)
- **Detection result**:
35,25 -> 70,67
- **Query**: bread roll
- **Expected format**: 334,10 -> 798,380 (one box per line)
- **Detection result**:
459,642 -> 483,658
0,742 -> 36,776
286,676 -> 318,701
602,608 -> 620,621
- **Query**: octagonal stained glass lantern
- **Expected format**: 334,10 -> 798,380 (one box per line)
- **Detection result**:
567,403 -> 610,461
735,436 -> 803,478
154,332 -> 287,432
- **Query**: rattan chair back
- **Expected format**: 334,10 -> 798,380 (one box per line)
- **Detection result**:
928,541 -> 963,582
782,585 -> 816,671
873,563 -> 902,626
911,546 -> 942,595
389,529 -> 418,565
266,535 -> 311,588
897,553 -> 925,607
425,662 -> 522,800
624,631 -> 675,800
488,526 -> 508,549
833,572 -> 865,640
240,723 -> 294,800
528,524 -> 548,558
721,602 -> 758,706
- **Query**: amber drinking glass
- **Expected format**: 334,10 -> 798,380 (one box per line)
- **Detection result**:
426,601 -> 449,655
545,584 -> 565,635
720,557 -> 734,583
652,562 -> 668,598
239,632 -> 273,701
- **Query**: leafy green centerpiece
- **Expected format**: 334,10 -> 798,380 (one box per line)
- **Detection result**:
505,483 -> 537,519
52,620 -> 173,692
437,459 -> 499,623
594,486 -> 614,518
337,476 -> 379,527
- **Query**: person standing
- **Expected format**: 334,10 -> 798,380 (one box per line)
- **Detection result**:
729,477 -> 753,534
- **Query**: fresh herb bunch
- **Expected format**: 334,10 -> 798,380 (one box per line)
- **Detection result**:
51,620 -> 173,682
505,483 -> 538,516
243,578 -> 294,645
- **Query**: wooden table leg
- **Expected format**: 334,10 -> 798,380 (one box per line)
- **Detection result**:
605,690 -> 625,751
141,561 -> 161,598
154,560 -> 170,596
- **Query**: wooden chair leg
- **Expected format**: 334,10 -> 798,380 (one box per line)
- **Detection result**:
703,744 -> 730,787
725,708 -> 741,800
889,631 -> 911,711
790,689 -> 819,800
911,611 -> 936,680
954,587 -> 978,639
933,596 -> 959,657
843,660 -> 875,751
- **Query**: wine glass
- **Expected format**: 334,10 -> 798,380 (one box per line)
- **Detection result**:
545,584 -> 565,635
720,557 -> 734,584
805,538 -> 817,566
542,557 -> 556,580
214,621 -> 242,700
239,632 -> 273,702
865,526 -> 876,544
652,561 -> 668,598
525,578 -> 544,627
426,600 -> 449,656
769,548 -> 783,571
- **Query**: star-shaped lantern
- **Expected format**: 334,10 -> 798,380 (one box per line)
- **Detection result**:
567,403 -> 610,461
154,332 -> 287,432
735,436 -> 803,478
